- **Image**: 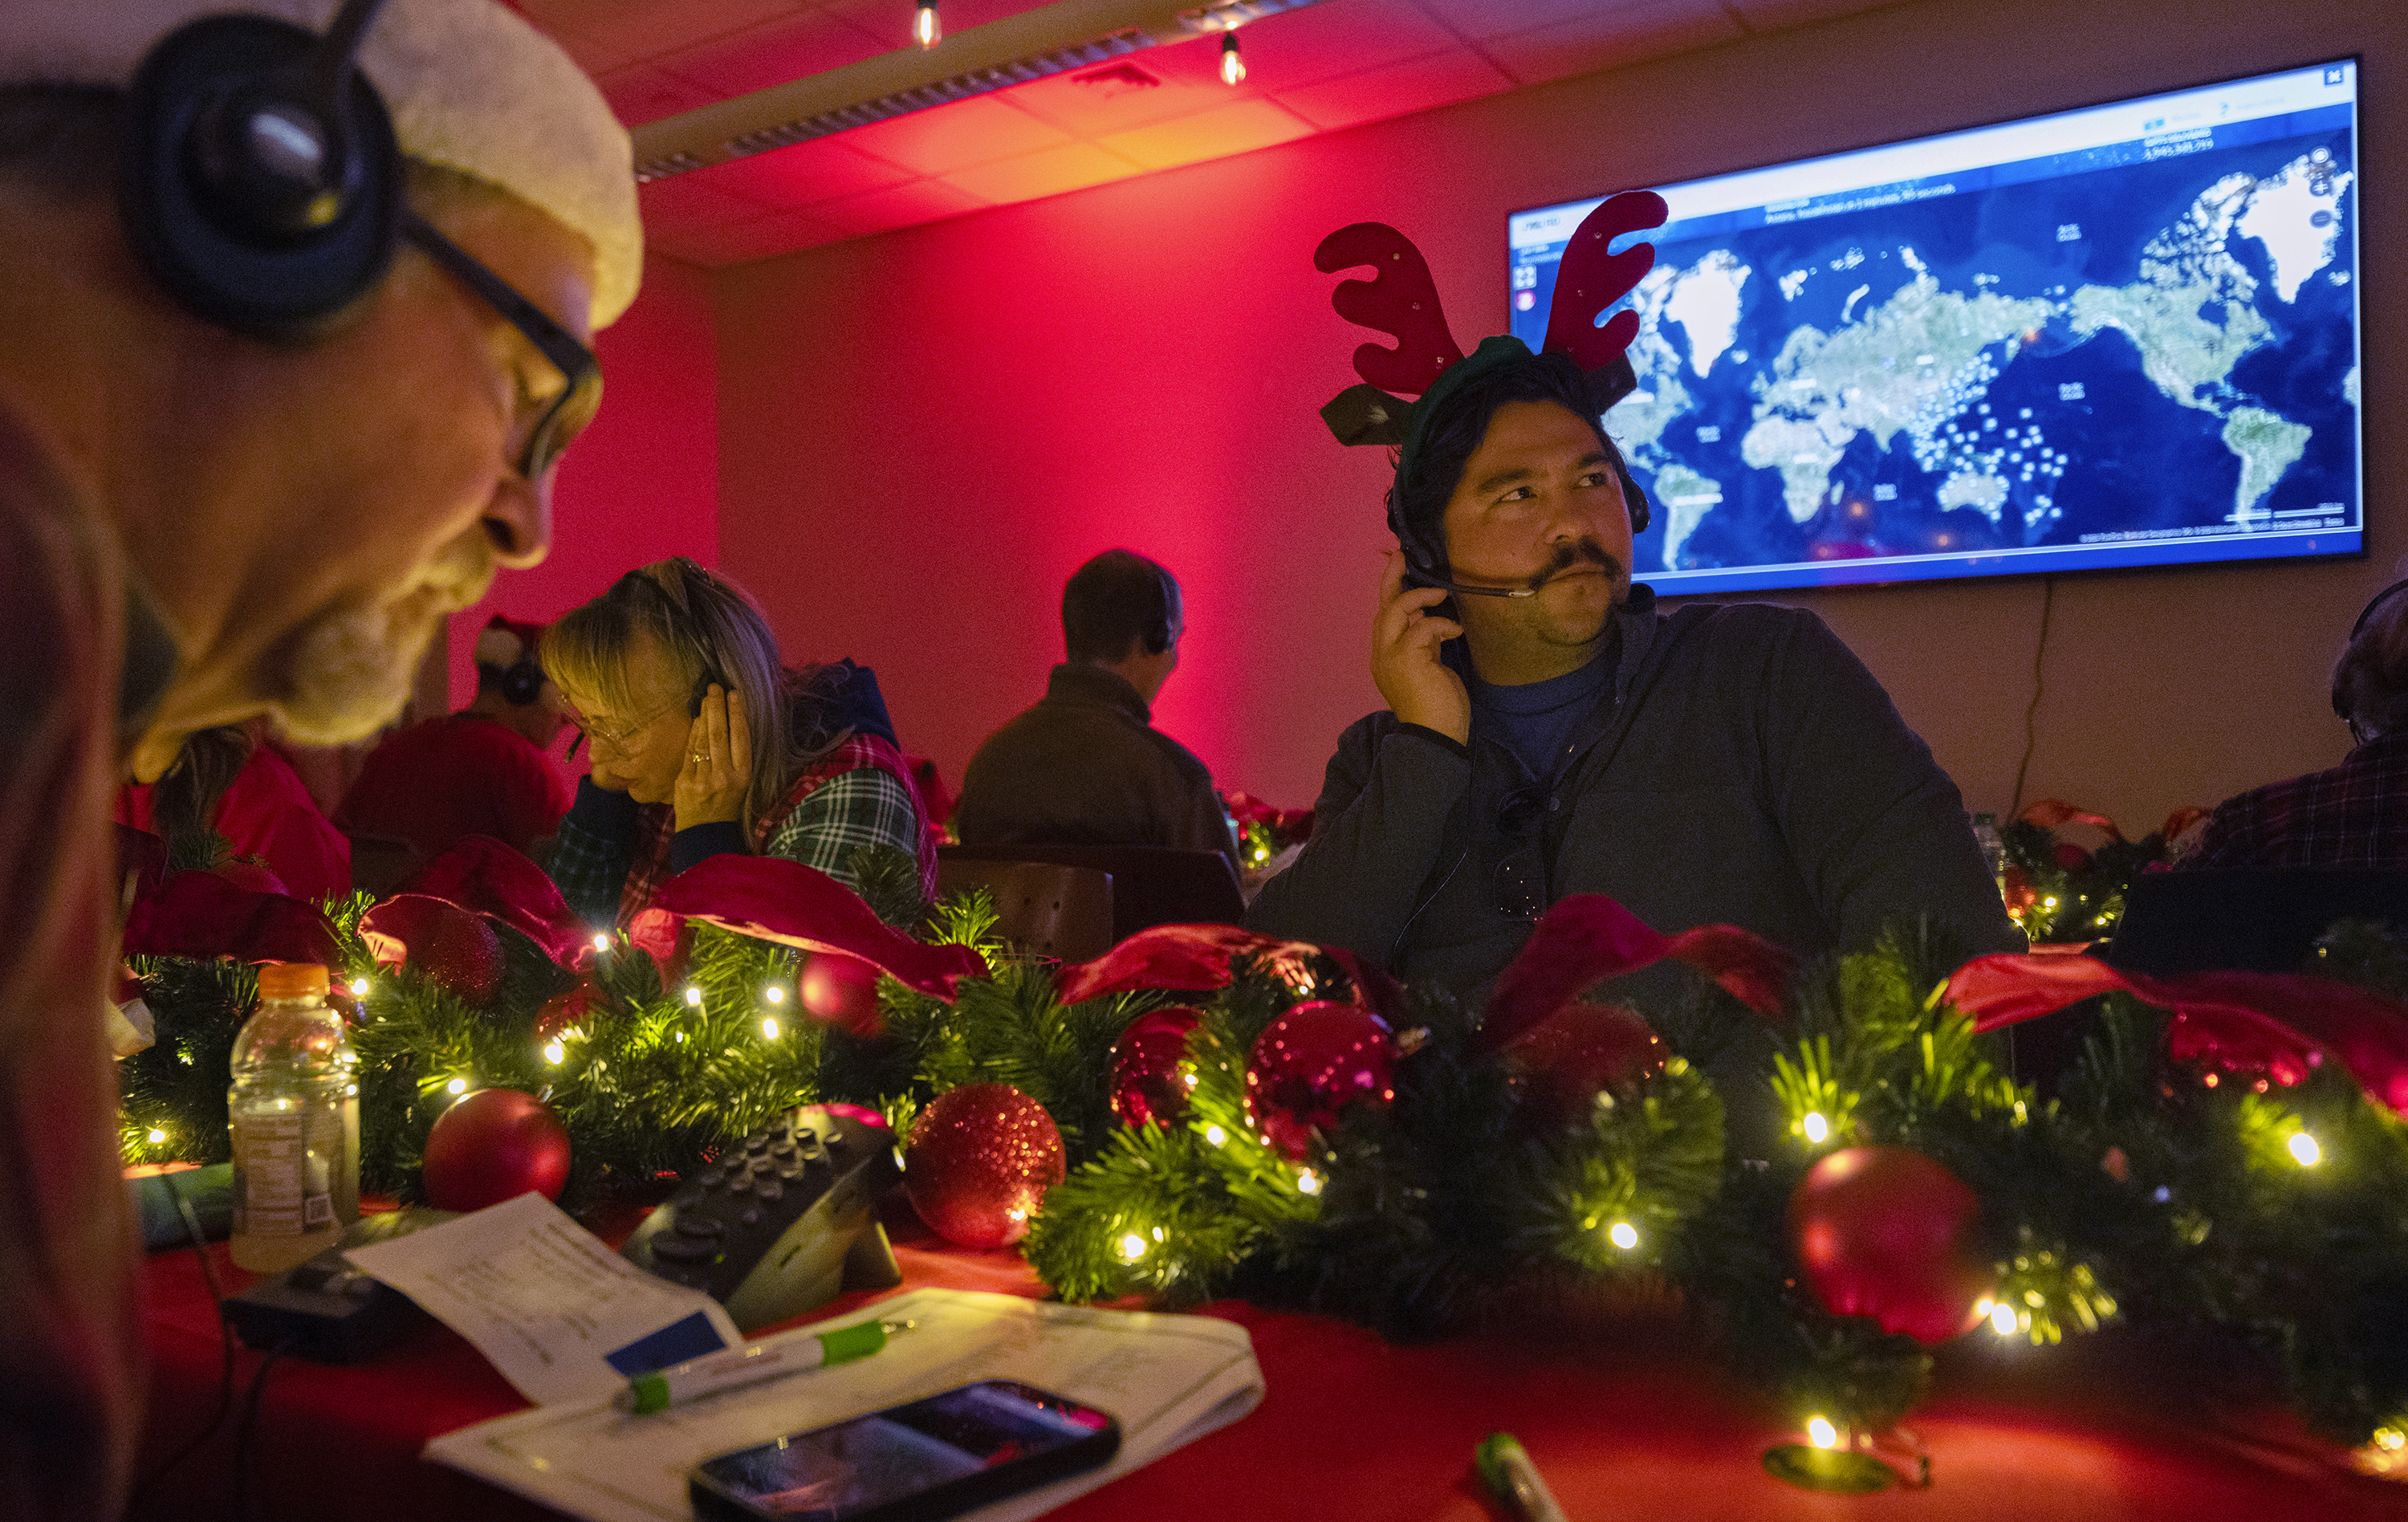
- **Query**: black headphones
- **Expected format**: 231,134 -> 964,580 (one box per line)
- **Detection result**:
1140,563 -> 1177,657
119,0 -> 401,341
498,657 -> 547,707
2332,576 -> 2408,726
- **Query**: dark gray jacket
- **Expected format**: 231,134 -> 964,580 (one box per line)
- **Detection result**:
1247,588 -> 2023,1011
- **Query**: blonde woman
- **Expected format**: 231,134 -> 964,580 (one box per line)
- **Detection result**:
541,559 -> 936,926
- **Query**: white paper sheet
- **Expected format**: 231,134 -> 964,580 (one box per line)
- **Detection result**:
343,1192 -> 740,1405
425,1287 -> 1264,1522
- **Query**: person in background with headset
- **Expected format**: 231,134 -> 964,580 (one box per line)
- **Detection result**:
0,0 -> 637,1513
1247,342 -> 2020,1146
955,549 -> 1241,865
541,559 -> 942,927
335,612 -> 576,865
2182,573 -> 2408,869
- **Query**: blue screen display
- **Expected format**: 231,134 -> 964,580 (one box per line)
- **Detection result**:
1508,61 -> 2361,595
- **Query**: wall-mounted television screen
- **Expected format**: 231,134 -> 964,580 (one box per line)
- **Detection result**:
1508,60 -> 2361,595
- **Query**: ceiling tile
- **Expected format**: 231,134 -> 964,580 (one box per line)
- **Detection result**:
1004,39 -> 1248,137
653,9 -> 893,99
1235,0 -> 1462,92
531,22 -> 634,79
531,0 -> 811,67
1722,0 -> 1899,30
1097,97 -> 1318,172
1271,45 -> 1514,132
938,141 -> 1145,203
645,207 -> 849,266
837,93 -> 1077,176
1479,0 -> 1742,87
637,172 -> 779,231
685,134 -> 919,206
807,177 -> 993,238
596,63 -> 722,128
1408,0 -> 1662,43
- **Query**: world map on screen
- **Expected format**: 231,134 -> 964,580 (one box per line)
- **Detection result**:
1536,128 -> 2357,585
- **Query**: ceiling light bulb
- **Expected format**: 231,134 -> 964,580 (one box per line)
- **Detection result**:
1219,32 -> 1245,87
913,1 -> 940,49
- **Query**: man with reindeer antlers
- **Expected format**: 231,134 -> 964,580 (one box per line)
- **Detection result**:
1248,194 -> 2020,1105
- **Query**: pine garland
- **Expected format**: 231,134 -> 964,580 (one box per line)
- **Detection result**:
115,863 -> 2408,1471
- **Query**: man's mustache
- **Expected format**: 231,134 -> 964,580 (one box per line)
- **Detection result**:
1528,539 -> 1623,590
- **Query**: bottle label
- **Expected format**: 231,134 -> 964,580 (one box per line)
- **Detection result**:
232,1106 -> 338,1239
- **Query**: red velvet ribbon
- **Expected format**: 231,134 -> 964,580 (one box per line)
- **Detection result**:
1479,894 -> 1797,1054
1946,954 -> 2408,1115
633,854 -> 987,1003
404,835 -> 591,968
1054,923 -> 1324,1005
357,893 -> 498,975
121,869 -> 343,968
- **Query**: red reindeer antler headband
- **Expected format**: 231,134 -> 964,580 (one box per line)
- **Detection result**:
1314,190 -> 1670,452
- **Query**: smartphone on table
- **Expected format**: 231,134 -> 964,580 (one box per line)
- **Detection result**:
688,1379 -> 1121,1522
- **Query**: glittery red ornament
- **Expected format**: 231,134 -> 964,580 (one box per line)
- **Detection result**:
362,895 -> 505,1004
421,1089 -> 571,1212
1504,1002 -> 1666,1128
1109,1007 -> 1205,1128
799,952 -> 882,1035
904,1084 -> 1066,1249
1244,1000 -> 1394,1161
535,980 -> 601,1040
2000,866 -> 2038,918
1788,1146 -> 1993,1345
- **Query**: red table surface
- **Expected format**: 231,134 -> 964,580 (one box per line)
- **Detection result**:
135,1215 -> 2408,1522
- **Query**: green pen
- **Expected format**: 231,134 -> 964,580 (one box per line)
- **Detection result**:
1474,1432 -> 1568,1522
616,1317 -> 914,1414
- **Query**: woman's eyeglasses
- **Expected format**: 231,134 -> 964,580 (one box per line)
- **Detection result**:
565,696 -> 678,758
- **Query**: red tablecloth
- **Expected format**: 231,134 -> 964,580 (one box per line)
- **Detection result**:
134,1216 -> 2408,1522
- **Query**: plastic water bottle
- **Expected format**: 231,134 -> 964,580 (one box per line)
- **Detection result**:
228,962 -> 360,1273
1971,813 -> 2007,900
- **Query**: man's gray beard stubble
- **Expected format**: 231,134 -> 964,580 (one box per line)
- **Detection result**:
272,543 -> 492,745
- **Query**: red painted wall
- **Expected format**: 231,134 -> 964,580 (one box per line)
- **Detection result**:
445,250 -> 722,706
712,0 -> 2403,828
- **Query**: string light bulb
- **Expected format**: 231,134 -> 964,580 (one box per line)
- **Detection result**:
1218,31 -> 1245,87
2289,1131 -> 2321,1166
913,0 -> 939,49
1296,1167 -> 1322,1195
543,1041 -> 566,1064
592,933 -> 611,954
446,1076 -> 469,1096
685,985 -> 703,1007
349,977 -> 371,997
764,984 -> 786,1004
1801,1110 -> 1829,1144
1117,1232 -> 1147,1262
1805,1416 -> 1839,1450
762,1017 -> 781,1040
1608,1220 -> 1639,1251
146,1127 -> 168,1145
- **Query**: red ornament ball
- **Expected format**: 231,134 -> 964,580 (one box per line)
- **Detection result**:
209,857 -> 288,896
799,952 -> 883,1035
1504,1002 -> 1666,1128
1788,1146 -> 1994,1345
1244,1001 -> 1394,1161
421,1089 -> 571,1212
1109,1007 -> 1204,1128
370,897 -> 505,1003
904,1084 -> 1065,1249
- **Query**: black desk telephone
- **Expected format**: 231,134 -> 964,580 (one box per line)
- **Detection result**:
620,1104 -> 904,1331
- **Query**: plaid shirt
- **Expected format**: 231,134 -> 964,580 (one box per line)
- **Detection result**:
549,734 -> 938,928
2188,733 -> 2408,870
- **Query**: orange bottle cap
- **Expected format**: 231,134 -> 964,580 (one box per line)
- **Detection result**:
255,962 -> 330,999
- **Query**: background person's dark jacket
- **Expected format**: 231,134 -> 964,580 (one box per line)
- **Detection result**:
957,664 -> 1238,863
1247,587 -> 2021,1085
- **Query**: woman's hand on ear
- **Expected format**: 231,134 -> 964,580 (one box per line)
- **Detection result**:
673,685 -> 752,830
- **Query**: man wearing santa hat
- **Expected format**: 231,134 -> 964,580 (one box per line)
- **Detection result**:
336,612 -> 576,866
0,1 -> 640,1512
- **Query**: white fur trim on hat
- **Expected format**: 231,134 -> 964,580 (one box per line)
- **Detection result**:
0,0 -> 642,328
473,626 -> 524,667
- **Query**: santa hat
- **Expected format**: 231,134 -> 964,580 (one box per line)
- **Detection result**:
472,613 -> 546,671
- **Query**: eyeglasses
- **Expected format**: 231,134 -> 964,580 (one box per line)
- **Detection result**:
566,696 -> 679,758
1493,785 -> 1550,922
399,210 -> 603,482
